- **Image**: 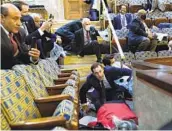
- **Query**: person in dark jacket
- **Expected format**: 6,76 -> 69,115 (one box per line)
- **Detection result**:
80,62 -> 132,111
0,4 -> 40,69
55,20 -> 82,51
127,9 -> 156,53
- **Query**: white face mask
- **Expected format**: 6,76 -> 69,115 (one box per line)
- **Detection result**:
85,25 -> 91,31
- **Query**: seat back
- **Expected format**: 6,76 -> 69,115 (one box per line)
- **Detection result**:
1,70 -> 41,124
129,5 -> 143,13
46,58 -> 61,77
36,59 -> 56,87
1,110 -> 11,130
158,50 -> 172,57
123,52 -> 136,63
135,51 -> 157,60
12,65 -> 49,98
114,52 -> 135,64
154,17 -> 169,27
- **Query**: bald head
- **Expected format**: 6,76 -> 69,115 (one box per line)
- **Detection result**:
1,3 -> 21,33
1,3 -> 21,15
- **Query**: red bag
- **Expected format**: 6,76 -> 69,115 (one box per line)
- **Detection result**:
88,103 -> 138,129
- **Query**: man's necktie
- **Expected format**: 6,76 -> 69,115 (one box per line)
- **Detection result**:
100,80 -> 106,103
9,33 -> 18,55
86,31 -> 90,41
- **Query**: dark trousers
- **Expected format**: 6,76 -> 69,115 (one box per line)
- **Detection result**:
100,43 -> 118,54
79,41 -> 102,60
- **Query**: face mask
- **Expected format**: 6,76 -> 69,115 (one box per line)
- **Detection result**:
85,25 -> 91,31
141,15 -> 146,20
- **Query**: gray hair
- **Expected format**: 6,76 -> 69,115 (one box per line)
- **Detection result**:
82,18 -> 90,25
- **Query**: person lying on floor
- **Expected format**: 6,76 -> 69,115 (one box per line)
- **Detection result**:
79,62 -> 132,112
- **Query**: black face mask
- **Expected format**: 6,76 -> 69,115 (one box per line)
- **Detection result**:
141,15 -> 146,20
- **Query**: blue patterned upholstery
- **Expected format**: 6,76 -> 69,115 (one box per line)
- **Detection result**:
164,11 -> 172,18
12,65 -> 49,98
65,79 -> 76,87
1,70 -> 41,123
53,100 -> 74,121
114,53 -> 121,61
162,28 -> 172,37
36,60 -> 57,87
123,52 -> 135,63
114,52 -> 135,64
128,0 -> 147,5
43,59 -> 79,84
158,50 -> 172,57
135,51 -> 158,60
116,28 -> 129,38
147,10 -> 165,19
46,58 -> 61,75
61,86 -> 76,99
1,111 -> 11,130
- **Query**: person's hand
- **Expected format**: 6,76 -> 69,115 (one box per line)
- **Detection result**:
81,103 -> 90,113
148,31 -> 153,39
40,20 -> 52,32
28,48 -> 40,62
56,37 -> 62,44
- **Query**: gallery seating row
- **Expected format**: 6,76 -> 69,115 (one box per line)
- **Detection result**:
113,50 -> 172,64
1,58 -> 80,130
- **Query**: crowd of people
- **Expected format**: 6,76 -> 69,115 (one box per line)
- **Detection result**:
1,0 -> 172,129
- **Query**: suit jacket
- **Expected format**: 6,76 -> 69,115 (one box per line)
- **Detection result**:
73,27 -> 99,54
113,13 -> 133,30
55,20 -> 82,41
79,66 -> 132,104
129,18 -> 148,37
1,27 -> 30,69
21,15 -> 37,34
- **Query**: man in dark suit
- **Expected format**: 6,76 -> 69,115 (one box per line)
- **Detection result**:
72,18 -> 102,62
113,5 -> 133,30
1,4 -> 40,69
80,62 -> 132,111
55,20 -> 82,51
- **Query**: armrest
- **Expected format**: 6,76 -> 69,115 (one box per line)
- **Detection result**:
34,94 -> 71,103
46,84 -> 68,95
34,95 -> 71,117
54,77 -> 72,84
58,73 -> 71,77
46,84 -> 68,90
10,116 -> 66,130
61,69 -> 77,73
